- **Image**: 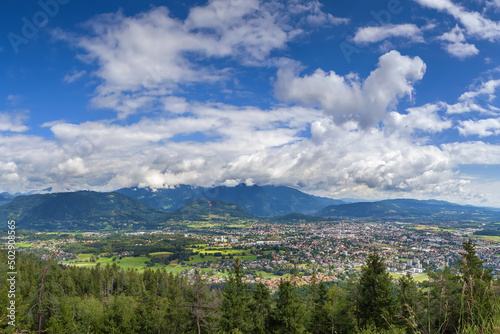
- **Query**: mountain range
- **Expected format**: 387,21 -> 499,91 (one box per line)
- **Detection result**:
116,184 -> 343,216
317,198 -> 500,221
1,185 -> 500,231
0,191 -> 166,231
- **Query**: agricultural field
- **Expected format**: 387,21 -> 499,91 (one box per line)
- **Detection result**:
62,254 -> 170,271
474,235 -> 500,242
390,272 -> 429,282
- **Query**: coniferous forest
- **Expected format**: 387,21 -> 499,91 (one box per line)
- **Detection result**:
1,240 -> 499,334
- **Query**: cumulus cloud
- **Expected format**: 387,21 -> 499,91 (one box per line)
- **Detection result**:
445,78 -> 500,114
275,50 -> 426,128
57,0 -> 345,118
0,97 -> 486,204
458,117 -> 500,136
353,24 -> 424,44
443,42 -> 479,59
386,103 -> 452,134
438,25 -> 479,59
0,162 -> 23,184
443,141 -> 500,165
0,111 -> 29,132
56,157 -> 89,176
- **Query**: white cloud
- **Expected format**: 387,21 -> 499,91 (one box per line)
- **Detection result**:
443,141 -> 500,165
0,162 -> 23,185
443,42 -> 479,59
63,70 -> 87,83
0,111 -> 29,132
353,24 -> 424,44
57,1 -> 344,118
438,25 -> 479,59
414,0 -> 500,41
56,157 -> 89,176
386,103 -> 452,134
459,79 -> 500,101
275,50 -> 426,128
445,78 -> 500,114
1,100 -> 499,205
458,117 -> 500,136
287,0 -> 349,26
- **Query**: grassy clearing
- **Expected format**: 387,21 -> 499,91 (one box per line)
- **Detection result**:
63,253 -> 172,271
16,243 -> 33,248
474,235 -> 500,242
187,224 -> 218,228
150,251 -> 173,256
390,272 -> 429,282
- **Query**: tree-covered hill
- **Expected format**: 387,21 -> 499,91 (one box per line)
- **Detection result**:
166,198 -> 255,222
317,198 -> 500,222
0,191 -> 167,231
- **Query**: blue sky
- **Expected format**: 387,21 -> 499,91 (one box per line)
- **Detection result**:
1,0 -> 500,206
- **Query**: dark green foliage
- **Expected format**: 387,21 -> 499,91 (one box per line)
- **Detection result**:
167,198 -> 255,221
269,212 -> 330,223
271,280 -> 306,333
327,283 -> 356,334
421,267 -> 462,333
250,283 -> 272,334
1,242 -> 499,334
219,260 -> 251,332
356,250 -> 397,330
309,281 -> 332,334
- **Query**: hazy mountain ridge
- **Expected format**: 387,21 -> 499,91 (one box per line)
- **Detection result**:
317,198 -> 500,221
0,191 -> 167,231
117,184 -> 344,217
2,188 -> 500,231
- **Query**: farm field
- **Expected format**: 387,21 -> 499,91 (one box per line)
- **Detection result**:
62,254 -> 168,271
390,272 -> 429,282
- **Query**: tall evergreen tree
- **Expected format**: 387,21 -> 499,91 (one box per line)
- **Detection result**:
271,280 -> 305,333
249,282 -> 272,334
356,250 -> 397,330
309,281 -> 332,334
219,259 -> 251,333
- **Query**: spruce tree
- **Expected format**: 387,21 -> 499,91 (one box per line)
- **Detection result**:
357,250 -> 397,330
249,282 -> 272,334
219,259 -> 250,332
271,280 -> 305,333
